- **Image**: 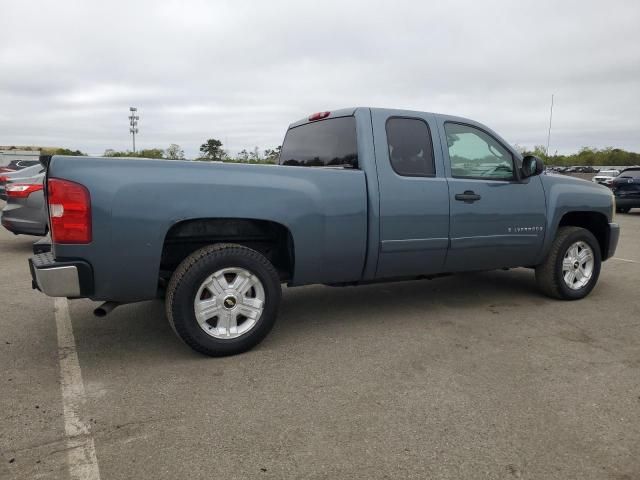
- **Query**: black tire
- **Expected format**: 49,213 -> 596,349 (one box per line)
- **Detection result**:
166,243 -> 281,357
616,207 -> 630,214
535,226 -> 601,300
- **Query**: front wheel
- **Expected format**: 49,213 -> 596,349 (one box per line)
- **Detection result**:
535,226 -> 601,300
616,207 -> 630,214
166,244 -> 282,356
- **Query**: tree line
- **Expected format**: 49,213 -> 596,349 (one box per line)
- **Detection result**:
195,139 -> 280,163
518,145 -> 640,167
100,139 -> 281,163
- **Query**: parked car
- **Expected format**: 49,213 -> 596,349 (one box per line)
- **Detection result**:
0,159 -> 41,174
1,172 -> 47,236
611,167 -> 640,213
6,159 -> 41,170
0,164 -> 45,200
592,169 -> 620,186
28,107 -> 619,357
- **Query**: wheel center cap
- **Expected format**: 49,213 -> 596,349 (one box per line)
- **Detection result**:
573,261 -> 580,269
223,296 -> 237,309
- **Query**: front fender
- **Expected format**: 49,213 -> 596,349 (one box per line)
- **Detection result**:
538,174 -> 614,262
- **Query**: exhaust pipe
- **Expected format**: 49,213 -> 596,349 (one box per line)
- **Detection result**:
93,301 -> 121,317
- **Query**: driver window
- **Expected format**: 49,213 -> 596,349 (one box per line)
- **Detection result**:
444,123 -> 514,180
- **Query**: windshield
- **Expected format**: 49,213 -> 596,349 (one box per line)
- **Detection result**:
620,169 -> 640,178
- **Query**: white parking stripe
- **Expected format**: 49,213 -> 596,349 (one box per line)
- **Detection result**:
54,298 -> 101,480
612,257 -> 639,264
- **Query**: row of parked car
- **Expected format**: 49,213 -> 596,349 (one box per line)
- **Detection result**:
548,165 -> 640,213
548,166 -> 601,174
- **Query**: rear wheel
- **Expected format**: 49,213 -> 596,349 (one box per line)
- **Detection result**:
616,207 -> 630,213
535,226 -> 601,300
166,243 -> 281,356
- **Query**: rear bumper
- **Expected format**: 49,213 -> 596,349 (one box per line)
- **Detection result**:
1,214 -> 47,236
29,252 -> 93,298
605,222 -> 620,261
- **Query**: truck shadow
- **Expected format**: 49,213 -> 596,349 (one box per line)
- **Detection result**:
0,236 -> 38,254
273,268 -> 538,340
71,268 -> 540,363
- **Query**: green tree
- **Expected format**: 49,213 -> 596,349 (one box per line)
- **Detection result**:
103,149 -> 125,157
103,148 -> 164,159
165,144 -> 185,160
238,149 -> 249,162
199,139 -> 224,161
249,146 -> 261,162
41,147 -> 86,156
138,148 -> 164,159
263,145 -> 281,164
53,148 -> 86,156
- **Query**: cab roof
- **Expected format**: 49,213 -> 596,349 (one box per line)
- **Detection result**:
288,107 -> 480,130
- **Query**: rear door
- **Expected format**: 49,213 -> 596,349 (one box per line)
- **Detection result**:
372,110 -> 450,278
438,120 -> 546,271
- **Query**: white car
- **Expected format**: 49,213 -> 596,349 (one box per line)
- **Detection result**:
592,169 -> 620,186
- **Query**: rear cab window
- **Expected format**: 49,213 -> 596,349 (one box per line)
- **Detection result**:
279,116 -> 358,168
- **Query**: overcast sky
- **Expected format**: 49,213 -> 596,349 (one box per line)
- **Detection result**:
1,0 -> 639,157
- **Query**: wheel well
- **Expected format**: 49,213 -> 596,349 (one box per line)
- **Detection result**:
160,218 -> 294,282
558,211 -> 608,257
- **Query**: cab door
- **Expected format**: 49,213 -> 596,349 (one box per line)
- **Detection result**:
438,120 -> 547,271
372,110 -> 450,278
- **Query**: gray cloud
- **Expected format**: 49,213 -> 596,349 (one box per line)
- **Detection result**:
1,0 -> 639,156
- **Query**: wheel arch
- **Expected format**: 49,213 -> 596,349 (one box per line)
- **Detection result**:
557,211 -> 609,258
159,218 -> 295,283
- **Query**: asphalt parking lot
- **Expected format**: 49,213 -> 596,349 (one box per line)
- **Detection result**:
1,208 -> 639,480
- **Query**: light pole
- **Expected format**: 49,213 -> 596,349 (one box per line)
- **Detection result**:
546,94 -> 554,156
129,107 -> 139,153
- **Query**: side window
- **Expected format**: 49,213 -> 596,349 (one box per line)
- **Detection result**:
279,116 -> 358,168
444,123 -> 515,180
386,118 -> 435,177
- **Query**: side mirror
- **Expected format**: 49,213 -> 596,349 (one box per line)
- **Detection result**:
522,155 -> 544,177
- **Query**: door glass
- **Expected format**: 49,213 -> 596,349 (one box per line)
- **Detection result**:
445,123 -> 514,180
386,118 -> 435,176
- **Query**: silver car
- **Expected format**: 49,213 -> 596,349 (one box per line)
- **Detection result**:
0,164 -> 45,200
592,169 -> 620,186
1,172 -> 48,236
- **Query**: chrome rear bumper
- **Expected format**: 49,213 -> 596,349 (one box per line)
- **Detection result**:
29,253 -> 93,298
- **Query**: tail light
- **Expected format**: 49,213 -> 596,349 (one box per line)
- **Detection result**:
0,175 -> 8,183
48,178 -> 92,244
6,183 -> 43,198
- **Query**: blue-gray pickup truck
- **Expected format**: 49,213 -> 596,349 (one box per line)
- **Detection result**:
29,107 -> 619,356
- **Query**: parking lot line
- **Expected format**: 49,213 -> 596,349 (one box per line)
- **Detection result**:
54,297 -> 101,480
612,257 -> 639,264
